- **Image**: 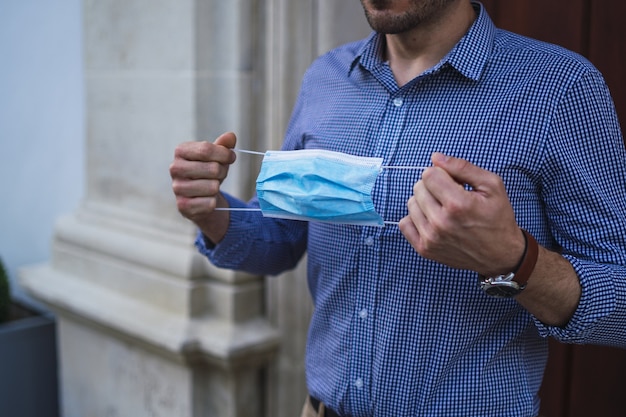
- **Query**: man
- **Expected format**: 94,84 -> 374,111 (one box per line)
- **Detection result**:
170,1 -> 626,416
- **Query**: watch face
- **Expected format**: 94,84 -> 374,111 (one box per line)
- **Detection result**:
479,278 -> 522,298
484,284 -> 522,298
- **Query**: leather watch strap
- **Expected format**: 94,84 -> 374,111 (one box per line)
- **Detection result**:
513,229 -> 539,287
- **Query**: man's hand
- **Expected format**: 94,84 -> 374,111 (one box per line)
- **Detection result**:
400,152 -> 581,326
399,152 -> 525,277
170,132 -> 237,243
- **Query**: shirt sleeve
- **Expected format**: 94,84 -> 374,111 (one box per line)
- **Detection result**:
195,193 -> 308,276
533,69 -> 626,348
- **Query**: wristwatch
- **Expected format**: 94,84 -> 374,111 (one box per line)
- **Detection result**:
478,229 -> 539,298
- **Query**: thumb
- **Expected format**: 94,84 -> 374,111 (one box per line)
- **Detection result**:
214,131 -> 237,150
431,152 -> 489,190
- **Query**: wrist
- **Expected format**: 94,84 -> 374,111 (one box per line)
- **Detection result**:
197,193 -> 231,245
478,229 -> 539,298
479,228 -> 526,278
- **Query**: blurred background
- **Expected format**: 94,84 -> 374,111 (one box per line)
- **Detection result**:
0,0 -> 84,304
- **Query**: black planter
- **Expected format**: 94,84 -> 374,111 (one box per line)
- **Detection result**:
0,303 -> 59,417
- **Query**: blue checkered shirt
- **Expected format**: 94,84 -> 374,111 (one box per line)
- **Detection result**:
197,3 -> 626,416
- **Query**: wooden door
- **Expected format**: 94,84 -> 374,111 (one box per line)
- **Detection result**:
481,2 -> 626,416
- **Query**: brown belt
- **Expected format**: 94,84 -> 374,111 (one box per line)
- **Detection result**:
310,396 -> 341,417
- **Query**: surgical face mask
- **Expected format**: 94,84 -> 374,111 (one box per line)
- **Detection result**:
218,148 -> 427,227
257,149 -> 385,226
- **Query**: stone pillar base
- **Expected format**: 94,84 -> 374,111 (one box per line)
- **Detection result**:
20,207 -> 279,417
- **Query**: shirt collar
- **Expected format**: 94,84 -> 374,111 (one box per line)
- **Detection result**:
349,1 -> 495,82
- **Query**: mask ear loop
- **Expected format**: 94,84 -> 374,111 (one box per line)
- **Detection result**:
381,165 -> 430,170
214,207 -> 403,227
233,149 -> 266,156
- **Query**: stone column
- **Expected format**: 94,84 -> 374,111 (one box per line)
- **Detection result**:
20,1 -> 277,416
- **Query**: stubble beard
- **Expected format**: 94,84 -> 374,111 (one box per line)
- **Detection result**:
361,0 -> 458,34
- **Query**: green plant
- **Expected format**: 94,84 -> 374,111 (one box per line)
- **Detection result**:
0,257 -> 10,323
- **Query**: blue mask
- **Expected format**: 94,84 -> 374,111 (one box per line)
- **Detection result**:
256,149 -> 385,226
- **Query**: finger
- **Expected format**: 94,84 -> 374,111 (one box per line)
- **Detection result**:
416,166 -> 467,216
430,152 -> 499,193
413,179 -> 443,228
408,193 -> 436,244
214,131 -> 237,149
399,214 -> 422,251
172,178 -> 221,198
174,134 -> 237,164
400,193 -> 432,251
170,158 -> 230,181
398,215 -> 423,253
176,195 -> 218,220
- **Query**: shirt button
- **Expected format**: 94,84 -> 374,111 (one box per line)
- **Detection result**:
358,309 -> 368,319
354,378 -> 364,389
364,236 -> 375,246
393,97 -> 404,107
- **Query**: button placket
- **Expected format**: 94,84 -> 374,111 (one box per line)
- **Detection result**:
347,228 -> 381,414
346,88 -> 408,415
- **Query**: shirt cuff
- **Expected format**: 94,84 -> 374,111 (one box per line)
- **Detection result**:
532,255 -> 616,343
